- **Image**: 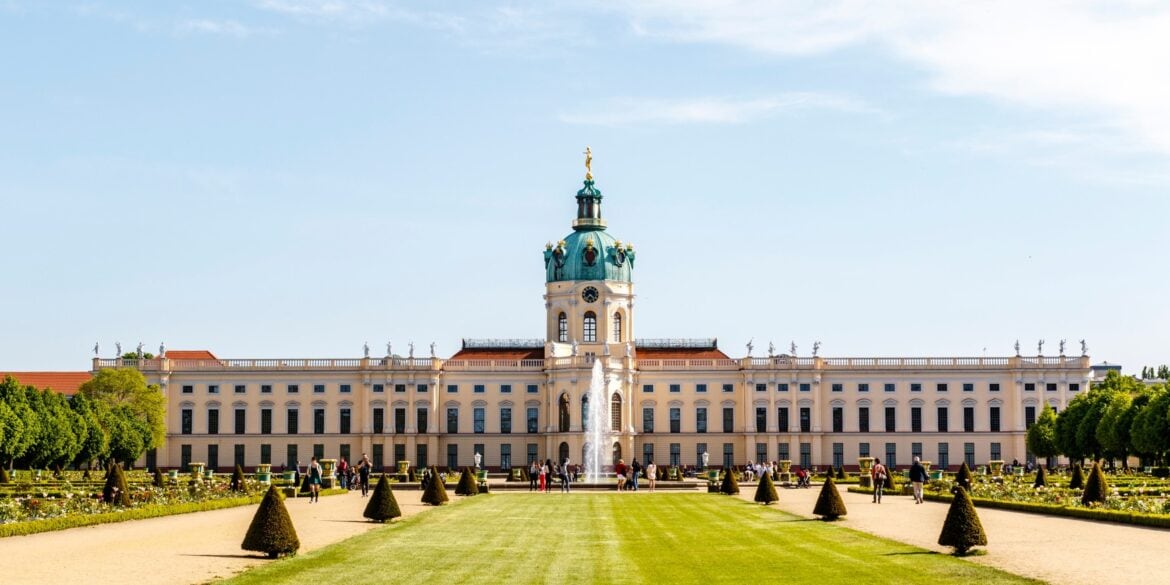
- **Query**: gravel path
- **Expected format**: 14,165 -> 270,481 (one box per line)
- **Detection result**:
739,485 -> 1170,585
2,489 -> 429,585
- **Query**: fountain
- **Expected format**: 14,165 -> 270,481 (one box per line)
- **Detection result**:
583,358 -> 612,482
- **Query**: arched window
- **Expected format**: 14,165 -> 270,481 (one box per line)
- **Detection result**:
611,392 -> 622,432
557,312 -> 568,342
612,312 -> 622,343
559,442 -> 569,464
582,395 -> 591,431
583,311 -> 597,343
612,442 -> 622,465
558,393 -> 571,432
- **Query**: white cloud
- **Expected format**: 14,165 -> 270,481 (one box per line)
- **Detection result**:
177,19 -> 273,38
561,92 -> 876,126
616,1 -> 1170,155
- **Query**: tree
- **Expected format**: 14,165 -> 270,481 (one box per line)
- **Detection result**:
1132,387 -> 1170,465
77,368 -> 167,456
753,471 -> 778,504
719,467 -> 740,495
1081,462 -> 1109,506
103,463 -> 130,506
363,476 -> 402,522
937,487 -> 987,556
1027,404 -> 1059,463
0,376 -> 37,468
1068,463 -> 1084,490
813,476 -> 847,520
1097,392 -> 1137,465
71,394 -> 110,468
242,486 -> 300,558
105,406 -> 148,466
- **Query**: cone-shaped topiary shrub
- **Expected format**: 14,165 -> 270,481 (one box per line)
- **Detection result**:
813,476 -> 848,520
242,485 -> 300,559
720,467 -> 740,495
53,464 -> 63,479
824,467 -> 834,479
299,473 -> 311,494
103,463 -> 130,506
231,464 -> 246,492
456,467 -> 479,496
363,475 -> 402,523
1033,466 -> 1047,488
938,486 -> 987,556
82,468 -> 91,480
421,466 -> 449,505
754,471 -> 779,504
0,468 -> 10,483
885,469 -> 897,492
1081,462 -> 1109,506
153,468 -> 165,488
836,466 -> 846,480
1069,464 -> 1085,490
955,462 -> 973,491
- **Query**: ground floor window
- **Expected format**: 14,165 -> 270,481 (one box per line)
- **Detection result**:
884,443 -> 896,469
643,443 -> 655,466
722,443 -> 734,469
990,442 -> 1001,461
799,443 -> 811,469
778,442 -> 790,462
313,444 -> 324,461
527,443 -> 538,467
832,443 -> 843,469
938,442 -> 949,469
372,444 -> 384,471
696,443 -> 707,468
181,444 -> 191,472
394,444 -> 406,467
501,444 -> 512,470
260,444 -> 271,466
447,444 -> 458,470
964,442 -> 976,468
339,443 -> 350,464
911,442 -> 922,461
287,444 -> 297,470
858,442 -> 870,458
208,444 -> 219,471
756,442 -> 767,464
416,444 -> 428,468
234,444 -> 245,468
669,443 -> 681,467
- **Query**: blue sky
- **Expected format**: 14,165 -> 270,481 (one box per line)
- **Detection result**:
2,1 -> 1167,372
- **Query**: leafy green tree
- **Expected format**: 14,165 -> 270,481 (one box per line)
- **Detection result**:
1027,404 -> 1059,463
77,368 -> 166,454
1132,387 -> 1170,464
0,376 -> 38,468
1097,392 -> 1137,464
106,406 -> 150,466
71,394 -> 110,468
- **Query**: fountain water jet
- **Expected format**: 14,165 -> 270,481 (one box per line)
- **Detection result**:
583,358 -> 612,482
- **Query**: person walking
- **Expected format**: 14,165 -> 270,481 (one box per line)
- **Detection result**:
631,459 -> 642,491
308,456 -> 323,503
645,460 -> 657,492
540,459 -> 550,492
871,457 -> 888,504
529,460 -> 539,492
908,456 -> 927,504
359,453 -> 372,497
337,457 -> 349,490
560,457 -> 572,493
615,459 -> 627,491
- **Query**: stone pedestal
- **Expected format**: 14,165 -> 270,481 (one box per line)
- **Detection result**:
320,459 -> 337,489
990,460 -> 1005,476
397,460 -> 411,482
858,457 -> 874,488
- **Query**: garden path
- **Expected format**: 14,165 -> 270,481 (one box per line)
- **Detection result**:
2,489 -> 428,585
740,485 -> 1170,585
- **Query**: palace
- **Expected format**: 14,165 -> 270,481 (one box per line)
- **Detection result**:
20,161 -> 1094,474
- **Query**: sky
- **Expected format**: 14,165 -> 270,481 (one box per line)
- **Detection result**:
1,1 -> 1167,372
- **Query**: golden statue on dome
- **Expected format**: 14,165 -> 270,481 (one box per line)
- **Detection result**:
584,146 -> 593,180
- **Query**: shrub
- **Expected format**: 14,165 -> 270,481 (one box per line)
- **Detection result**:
823,468 -> 834,479
153,468 -> 165,488
103,464 -> 130,507
836,467 -> 846,480
813,477 -> 848,520
1069,464 -> 1085,490
0,468 -> 9,484
955,462 -> 973,491
299,474 -> 311,494
1152,467 -> 1170,479
1081,462 -> 1109,506
82,469 -> 90,480
231,465 -> 246,492
719,467 -> 740,495
456,467 -> 479,496
1032,466 -> 1047,488
421,466 -> 449,505
754,472 -> 778,504
363,476 -> 402,523
242,486 -> 300,559
938,487 -> 987,555
884,470 -> 897,492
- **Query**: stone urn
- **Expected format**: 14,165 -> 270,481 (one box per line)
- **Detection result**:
989,460 -> 1005,476
397,460 -> 411,482
320,459 -> 337,488
858,457 -> 874,488
921,460 -> 933,473
256,464 -> 272,484
778,460 -> 793,484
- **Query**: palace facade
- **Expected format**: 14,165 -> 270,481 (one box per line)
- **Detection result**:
87,168 -> 1091,473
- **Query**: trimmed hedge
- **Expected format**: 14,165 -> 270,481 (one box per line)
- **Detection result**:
1082,463 -> 1108,506
720,468 -> 740,495
1032,467 -> 1047,488
242,486 -> 300,559
955,462 -> 973,491
813,477 -> 847,520
754,472 -> 778,504
421,466 -> 449,505
103,464 -> 130,506
920,492 -> 1170,530
363,476 -> 402,523
0,494 -> 262,538
1069,464 -> 1085,490
938,487 -> 987,555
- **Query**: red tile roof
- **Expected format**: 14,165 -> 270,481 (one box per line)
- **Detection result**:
1,372 -> 92,395
165,350 -> 218,360
635,347 -> 731,360
448,347 -> 544,361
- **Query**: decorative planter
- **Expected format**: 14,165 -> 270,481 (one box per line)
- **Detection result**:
282,471 -> 296,482
397,460 -> 411,475
921,461 -> 933,473
858,457 -> 874,488
779,460 -> 792,473
990,460 -> 1005,476
256,472 -> 271,484
320,459 -> 337,488
189,462 -> 206,478
257,464 -> 272,474
168,469 -> 179,482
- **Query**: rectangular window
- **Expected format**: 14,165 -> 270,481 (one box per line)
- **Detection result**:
1069,383 -> 1080,392
963,407 -> 975,432
448,384 -> 459,393
964,442 -> 976,468
181,409 -> 193,435
260,443 -> 271,465
696,383 -> 707,393
501,384 -> 512,394
474,407 -> 485,434
395,444 -> 406,467
1046,383 -> 1057,392
643,384 -> 654,393
527,384 -> 539,394
722,407 -> 734,433
670,407 -> 681,433
500,408 -> 512,434
722,383 -> 734,393
395,384 -> 406,393
778,407 -> 789,433
373,408 -> 384,434
858,407 -> 869,433
832,443 -> 844,470
757,442 -> 768,464
373,384 -> 384,393
799,407 -> 811,433
234,384 -> 246,394
910,383 -> 922,393
286,444 -> 298,470
937,407 -> 949,433
420,407 -> 433,432
962,383 -> 974,392
911,407 -> 922,433
937,383 -> 948,393
989,383 -> 1000,392
756,407 -> 767,432
208,384 -> 219,395
778,442 -> 790,461
858,442 -> 870,458
447,408 -> 459,434
527,407 -> 539,434
394,408 -> 406,433
235,408 -> 246,435
500,444 -> 512,470
1024,383 -> 1035,392
778,383 -> 789,392
696,443 -> 707,468
339,408 -> 351,434
417,384 -> 428,393
314,384 -> 325,394
670,443 -> 681,467
372,444 -> 384,471
938,442 -> 949,469
990,442 -> 1001,461
831,383 -> 843,392
799,443 -> 811,469
832,407 -> 843,433
1025,406 -> 1036,428
755,383 -> 766,393
234,444 -> 245,468
261,384 -> 272,394
859,383 -> 870,393
885,442 -> 897,469
261,408 -> 273,435
669,384 -> 681,393
474,384 -> 485,393
416,444 -> 428,468
643,407 -> 655,433
884,407 -> 896,432
286,408 -> 297,435
911,442 -> 922,461
288,384 -> 299,394
723,443 -> 735,469
644,443 -> 655,467
885,383 -> 896,393
313,409 -> 325,434
989,406 -> 1001,432
799,383 -> 811,392
696,408 -> 708,433
182,385 -> 193,394
447,444 -> 458,470
207,408 -> 219,435
340,384 -> 351,394
208,444 -> 219,471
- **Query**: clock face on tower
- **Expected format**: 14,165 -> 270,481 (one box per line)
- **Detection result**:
581,286 -> 599,303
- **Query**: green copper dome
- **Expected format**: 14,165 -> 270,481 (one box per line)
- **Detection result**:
543,179 -> 635,283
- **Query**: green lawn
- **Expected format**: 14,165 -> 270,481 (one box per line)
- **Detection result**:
225,494 -> 1040,585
